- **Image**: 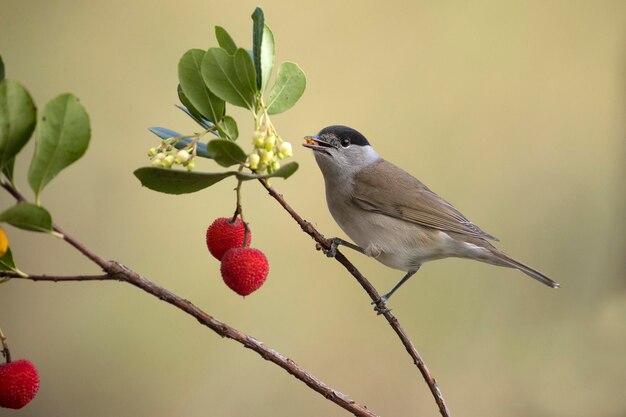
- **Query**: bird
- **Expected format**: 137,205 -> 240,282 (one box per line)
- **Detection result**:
303,125 -> 559,307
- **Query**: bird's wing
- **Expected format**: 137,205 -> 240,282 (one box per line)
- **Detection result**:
352,160 -> 498,241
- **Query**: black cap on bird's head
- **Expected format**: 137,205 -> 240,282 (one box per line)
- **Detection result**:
318,125 -> 370,147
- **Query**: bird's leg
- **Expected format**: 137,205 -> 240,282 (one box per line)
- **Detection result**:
324,237 -> 365,258
372,267 -> 420,314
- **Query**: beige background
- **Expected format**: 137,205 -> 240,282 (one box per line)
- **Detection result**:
1,1 -> 625,416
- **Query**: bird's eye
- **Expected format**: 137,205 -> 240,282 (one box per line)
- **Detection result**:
340,138 -> 350,147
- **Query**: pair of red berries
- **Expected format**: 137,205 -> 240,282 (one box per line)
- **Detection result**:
205,217 -> 269,296
0,359 -> 39,409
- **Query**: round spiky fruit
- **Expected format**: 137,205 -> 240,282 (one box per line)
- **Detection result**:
205,217 -> 251,261
0,359 -> 40,409
220,248 -> 269,296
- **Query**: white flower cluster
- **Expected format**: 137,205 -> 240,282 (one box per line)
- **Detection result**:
148,143 -> 195,171
247,129 -> 293,174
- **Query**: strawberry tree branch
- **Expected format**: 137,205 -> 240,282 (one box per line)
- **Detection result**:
0,327 -> 11,363
0,272 -> 113,282
0,182 -> 378,417
261,180 -> 452,417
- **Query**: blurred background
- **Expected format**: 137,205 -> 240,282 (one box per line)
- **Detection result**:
1,1 -> 624,416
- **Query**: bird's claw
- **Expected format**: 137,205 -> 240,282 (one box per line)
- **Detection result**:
371,296 -> 390,315
323,238 -> 340,258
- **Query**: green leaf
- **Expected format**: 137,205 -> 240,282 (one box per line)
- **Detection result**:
259,25 -> 275,93
0,202 -> 53,232
251,8 -> 275,93
178,49 -> 225,123
177,85 -> 211,128
0,56 -> 4,81
215,26 -> 237,54
206,139 -> 246,167
134,162 -> 298,194
234,48 -> 258,99
0,80 -> 36,169
266,161 -> 299,180
266,62 -> 306,115
135,168 -> 235,194
218,115 -> 238,141
2,156 -> 15,184
201,48 -> 256,109
251,7 -> 265,90
28,93 -> 90,200
0,247 -> 17,272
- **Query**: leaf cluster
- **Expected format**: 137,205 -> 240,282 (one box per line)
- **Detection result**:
135,7 -> 304,194
0,56 -> 91,273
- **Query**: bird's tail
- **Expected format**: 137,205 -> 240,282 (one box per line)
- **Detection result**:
489,250 -> 560,288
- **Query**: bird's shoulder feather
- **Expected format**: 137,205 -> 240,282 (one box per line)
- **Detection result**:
352,159 -> 498,241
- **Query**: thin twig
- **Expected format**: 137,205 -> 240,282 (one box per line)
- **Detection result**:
2,182 -> 378,417
0,327 -> 11,363
0,272 -> 113,282
260,180 -> 451,417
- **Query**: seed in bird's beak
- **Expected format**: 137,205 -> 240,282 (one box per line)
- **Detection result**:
303,136 -> 319,146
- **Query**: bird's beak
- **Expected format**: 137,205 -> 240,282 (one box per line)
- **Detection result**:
303,135 -> 332,152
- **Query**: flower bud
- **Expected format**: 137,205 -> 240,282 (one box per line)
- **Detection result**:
154,152 -> 165,161
271,161 -> 280,172
278,141 -> 293,158
162,155 -> 175,168
248,153 -> 260,170
260,149 -> 274,164
252,130 -> 265,148
175,149 -> 190,164
147,147 -> 158,157
186,160 -> 195,171
151,159 -> 164,168
264,134 -> 277,151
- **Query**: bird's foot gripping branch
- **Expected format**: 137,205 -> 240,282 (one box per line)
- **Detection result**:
0,7 -> 451,417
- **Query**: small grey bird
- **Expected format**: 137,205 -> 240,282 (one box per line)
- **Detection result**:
304,125 -> 559,306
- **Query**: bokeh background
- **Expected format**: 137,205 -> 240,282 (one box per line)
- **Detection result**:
1,1 -> 625,416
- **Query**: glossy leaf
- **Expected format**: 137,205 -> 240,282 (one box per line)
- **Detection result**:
174,104 -> 215,131
2,156 -> 15,184
251,7 -> 265,90
148,127 -> 211,158
206,139 -> 246,167
259,25 -> 275,93
0,80 -> 36,169
0,247 -> 17,272
234,48 -> 258,100
148,126 -> 182,140
251,8 -> 275,93
134,162 -> 298,194
215,26 -> 237,54
178,49 -> 225,123
0,202 -> 53,232
263,161 -> 299,180
177,85 -> 213,129
28,93 -> 90,200
135,168 -> 235,194
218,116 -> 238,141
266,62 -> 306,115
202,48 -> 256,109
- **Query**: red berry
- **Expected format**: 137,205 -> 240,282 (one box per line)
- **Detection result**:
205,217 -> 251,261
0,359 -> 40,409
220,248 -> 269,296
